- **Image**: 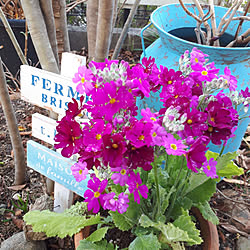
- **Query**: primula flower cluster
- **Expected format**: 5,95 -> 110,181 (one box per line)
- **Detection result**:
55,48 -> 249,214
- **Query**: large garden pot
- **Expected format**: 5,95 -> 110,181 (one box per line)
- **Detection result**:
0,19 -> 39,88
139,3 -> 250,154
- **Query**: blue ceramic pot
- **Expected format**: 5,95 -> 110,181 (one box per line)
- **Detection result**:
139,4 -> 250,153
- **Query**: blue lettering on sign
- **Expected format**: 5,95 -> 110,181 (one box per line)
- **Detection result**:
27,140 -> 89,197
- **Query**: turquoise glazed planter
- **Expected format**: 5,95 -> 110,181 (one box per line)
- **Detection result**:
139,4 -> 250,154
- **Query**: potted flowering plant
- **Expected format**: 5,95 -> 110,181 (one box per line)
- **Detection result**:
24,48 -> 248,249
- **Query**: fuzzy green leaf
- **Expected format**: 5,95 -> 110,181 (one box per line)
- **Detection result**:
129,234 -> 161,250
195,202 -> 219,225
86,227 -> 109,243
184,173 -> 210,195
185,178 -> 216,203
110,211 -> 134,231
173,210 -> 203,246
77,239 -> 114,250
23,210 -> 101,238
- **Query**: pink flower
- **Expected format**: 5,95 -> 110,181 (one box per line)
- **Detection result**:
203,158 -> 218,179
116,193 -> 129,214
111,165 -> 131,186
103,192 -> 117,211
84,176 -> 108,213
71,161 -> 88,182
128,172 -> 148,204
190,47 -> 208,66
72,65 -> 93,94
150,123 -> 168,146
219,67 -> 237,91
164,134 -> 187,156
191,64 -> 219,82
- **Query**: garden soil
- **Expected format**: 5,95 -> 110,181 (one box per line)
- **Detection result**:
0,49 -> 249,249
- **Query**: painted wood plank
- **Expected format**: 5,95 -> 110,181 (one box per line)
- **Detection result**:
20,65 -> 86,115
27,140 -> 89,197
32,113 -> 57,145
61,53 -> 86,78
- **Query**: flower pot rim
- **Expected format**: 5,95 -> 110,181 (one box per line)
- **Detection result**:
150,3 -> 250,51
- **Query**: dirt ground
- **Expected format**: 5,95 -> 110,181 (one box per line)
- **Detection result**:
0,50 -> 249,249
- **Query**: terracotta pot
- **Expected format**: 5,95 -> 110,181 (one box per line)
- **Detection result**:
191,207 -> 219,250
74,225 -> 91,250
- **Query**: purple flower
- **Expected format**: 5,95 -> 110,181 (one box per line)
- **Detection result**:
151,123 -> 168,146
116,193 -> 129,214
240,87 -> 250,98
71,161 -> 88,182
203,158 -> 218,179
219,67 -> 237,91
84,175 -> 108,213
103,192 -> 117,211
111,165 -> 131,186
164,134 -> 187,156
190,47 -> 208,66
186,136 -> 210,172
128,172 -> 148,204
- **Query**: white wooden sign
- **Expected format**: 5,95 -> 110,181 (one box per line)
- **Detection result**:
32,113 -> 57,145
21,65 -> 86,115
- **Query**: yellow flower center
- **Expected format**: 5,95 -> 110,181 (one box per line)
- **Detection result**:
112,143 -> 118,149
150,117 -> 157,122
211,117 -> 215,122
120,169 -> 126,175
131,146 -> 136,150
94,83 -> 98,88
202,70 -> 208,76
152,132 -> 157,137
139,135 -> 145,141
207,165 -> 211,170
170,144 -> 177,150
174,95 -> 179,99
136,183 -> 139,188
187,119 -> 192,124
96,134 -> 102,140
128,88 -> 132,93
79,169 -> 82,175
110,98 -> 116,104
208,127 -> 213,132
168,80 -> 172,84
81,77 -> 85,83
195,58 -> 198,63
94,191 -> 100,198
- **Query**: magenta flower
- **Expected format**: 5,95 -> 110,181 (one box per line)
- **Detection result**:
158,66 -> 183,87
125,144 -> 154,171
89,58 -> 119,70
71,161 -> 88,182
54,119 -> 83,158
164,134 -> 187,156
116,193 -> 129,214
141,108 -> 159,123
111,165 -> 131,186
203,158 -> 218,179
84,175 -> 108,213
126,121 -> 153,147
72,65 -> 93,94
186,136 -> 210,172
219,67 -> 237,91
103,192 -> 117,212
102,133 -> 127,167
191,64 -> 219,82
128,172 -> 148,204
241,87 -> 250,98
151,123 -> 168,146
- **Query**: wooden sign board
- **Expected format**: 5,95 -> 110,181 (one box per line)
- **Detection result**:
27,140 -> 89,197
20,65 -> 86,115
32,113 -> 57,145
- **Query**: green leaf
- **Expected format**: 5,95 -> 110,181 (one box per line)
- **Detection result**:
139,214 -> 154,228
185,178 -> 216,203
195,202 -> 219,225
86,227 -> 109,243
216,161 -> 243,179
173,210 -> 203,246
184,173 -> 210,195
110,196 -> 141,231
129,234 -> 161,250
23,210 -> 101,238
77,239 -> 114,250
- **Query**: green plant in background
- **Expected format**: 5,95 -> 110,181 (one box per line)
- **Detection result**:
11,193 -> 29,214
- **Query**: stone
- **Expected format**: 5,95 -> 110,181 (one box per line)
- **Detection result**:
0,231 -> 47,250
237,236 -> 250,250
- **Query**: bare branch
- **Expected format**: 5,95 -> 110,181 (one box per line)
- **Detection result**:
231,16 -> 250,21
66,0 -> 87,13
209,0 -> 220,46
178,0 -> 202,23
226,28 -> 250,47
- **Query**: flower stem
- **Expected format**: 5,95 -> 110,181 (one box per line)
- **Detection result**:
153,160 -> 161,220
165,156 -> 185,220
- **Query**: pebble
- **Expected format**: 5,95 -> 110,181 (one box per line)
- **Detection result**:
0,204 -> 7,209
12,193 -> 21,200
